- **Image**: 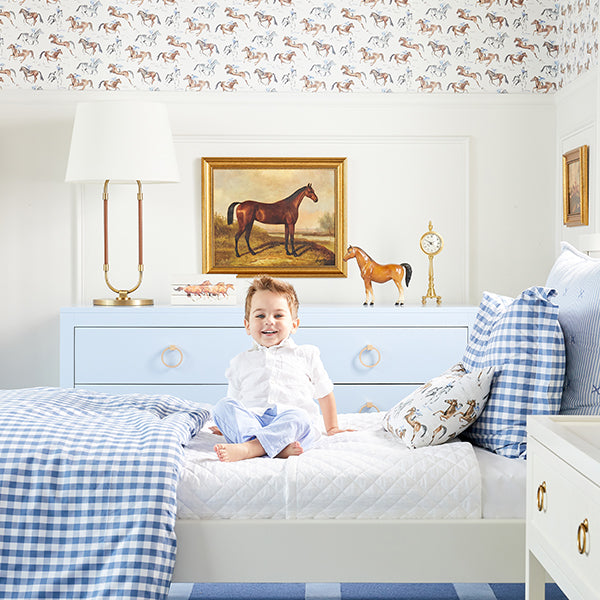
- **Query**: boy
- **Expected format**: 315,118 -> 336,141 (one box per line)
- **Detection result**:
212,275 -> 352,462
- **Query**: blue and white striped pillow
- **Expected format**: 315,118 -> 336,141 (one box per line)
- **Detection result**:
546,242 -> 600,415
461,287 -> 565,458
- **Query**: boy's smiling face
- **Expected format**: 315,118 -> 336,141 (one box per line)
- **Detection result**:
244,289 -> 299,348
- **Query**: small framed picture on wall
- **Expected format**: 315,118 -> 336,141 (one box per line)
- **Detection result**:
562,145 -> 589,227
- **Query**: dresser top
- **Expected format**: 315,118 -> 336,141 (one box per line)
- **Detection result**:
60,305 -> 478,328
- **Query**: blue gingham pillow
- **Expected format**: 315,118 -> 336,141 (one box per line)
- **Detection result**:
546,242 -> 600,415
461,287 -> 565,458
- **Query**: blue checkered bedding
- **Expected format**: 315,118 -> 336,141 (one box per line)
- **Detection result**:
0,387 -> 210,599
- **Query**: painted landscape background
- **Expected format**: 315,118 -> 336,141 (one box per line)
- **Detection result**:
213,214 -> 336,269
212,167 -> 337,270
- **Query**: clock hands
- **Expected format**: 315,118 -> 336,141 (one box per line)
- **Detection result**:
422,237 -> 440,252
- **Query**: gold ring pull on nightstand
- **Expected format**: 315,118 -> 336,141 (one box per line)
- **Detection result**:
359,401 -> 380,413
161,345 -> 183,368
537,481 -> 547,511
578,519 -> 589,555
359,345 -> 381,368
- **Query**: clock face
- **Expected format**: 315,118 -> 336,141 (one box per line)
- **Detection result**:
420,232 -> 443,255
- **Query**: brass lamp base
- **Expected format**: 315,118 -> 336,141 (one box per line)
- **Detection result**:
94,297 -> 153,306
94,180 -> 153,308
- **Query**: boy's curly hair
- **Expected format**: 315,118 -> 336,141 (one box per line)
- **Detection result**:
245,275 -> 299,320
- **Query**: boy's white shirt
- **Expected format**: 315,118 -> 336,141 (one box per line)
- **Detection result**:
225,336 -> 334,424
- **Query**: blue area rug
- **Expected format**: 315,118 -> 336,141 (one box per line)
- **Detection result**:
180,582 -> 568,600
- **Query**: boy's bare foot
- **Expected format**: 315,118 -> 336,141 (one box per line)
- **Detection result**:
276,441 -> 303,459
214,443 -> 244,462
209,426 -> 223,435
214,439 -> 265,462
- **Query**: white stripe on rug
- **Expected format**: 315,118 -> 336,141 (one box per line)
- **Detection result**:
167,582 -> 195,600
453,583 -> 497,600
305,583 -> 341,599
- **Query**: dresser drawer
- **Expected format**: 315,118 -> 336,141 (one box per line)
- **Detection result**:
74,327 -> 248,384
296,326 -> 467,384
77,384 -> 227,406
334,384 -> 418,413
78,383 -> 414,416
75,325 -> 466,387
529,438 -> 599,591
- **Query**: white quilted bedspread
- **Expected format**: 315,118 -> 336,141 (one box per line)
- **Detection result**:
177,412 -> 481,520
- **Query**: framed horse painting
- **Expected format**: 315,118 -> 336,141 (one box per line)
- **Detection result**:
562,145 -> 589,227
201,157 -> 347,277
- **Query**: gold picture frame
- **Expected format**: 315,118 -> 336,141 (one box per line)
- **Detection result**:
562,145 -> 589,227
202,157 -> 347,277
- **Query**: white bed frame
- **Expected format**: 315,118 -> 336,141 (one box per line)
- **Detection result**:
60,306 -> 526,585
172,519 -> 525,583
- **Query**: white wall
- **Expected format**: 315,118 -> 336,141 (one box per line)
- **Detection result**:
0,90 -> 558,389
555,71 -> 599,255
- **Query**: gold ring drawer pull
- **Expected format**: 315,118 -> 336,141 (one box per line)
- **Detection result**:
359,401 -> 380,413
578,519 -> 589,555
161,345 -> 183,368
359,345 -> 381,368
536,481 -> 547,511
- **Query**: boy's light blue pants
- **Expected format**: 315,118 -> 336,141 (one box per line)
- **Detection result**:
212,398 -> 320,458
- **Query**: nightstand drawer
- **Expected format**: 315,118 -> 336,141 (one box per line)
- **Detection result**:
74,327 -> 248,384
529,438 -> 600,591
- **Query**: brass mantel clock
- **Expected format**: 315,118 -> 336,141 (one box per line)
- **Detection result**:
419,221 -> 443,305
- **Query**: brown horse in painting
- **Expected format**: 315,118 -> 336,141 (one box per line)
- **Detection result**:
343,245 -> 412,306
227,184 -> 318,257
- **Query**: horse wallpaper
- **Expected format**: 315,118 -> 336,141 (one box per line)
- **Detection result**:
0,0 -> 596,93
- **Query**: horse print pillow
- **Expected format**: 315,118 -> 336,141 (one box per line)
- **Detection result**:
383,363 -> 495,449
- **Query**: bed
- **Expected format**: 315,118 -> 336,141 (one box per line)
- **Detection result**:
11,241 -> 596,597
0,388 -> 526,599
173,411 -> 527,585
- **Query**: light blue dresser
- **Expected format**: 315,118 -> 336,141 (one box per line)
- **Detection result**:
60,305 -> 478,413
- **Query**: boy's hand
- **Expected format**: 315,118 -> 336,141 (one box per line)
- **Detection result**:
326,426 -> 355,436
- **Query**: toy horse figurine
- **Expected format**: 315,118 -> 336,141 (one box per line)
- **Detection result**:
343,245 -> 412,306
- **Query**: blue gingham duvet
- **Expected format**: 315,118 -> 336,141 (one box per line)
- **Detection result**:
0,387 -> 210,599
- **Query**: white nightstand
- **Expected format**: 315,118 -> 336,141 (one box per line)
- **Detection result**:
526,415 -> 600,600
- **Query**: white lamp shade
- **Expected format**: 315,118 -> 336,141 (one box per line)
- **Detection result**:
65,101 -> 179,183
579,233 -> 600,253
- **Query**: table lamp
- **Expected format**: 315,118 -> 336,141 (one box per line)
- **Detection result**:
65,101 -> 179,306
579,233 -> 600,256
